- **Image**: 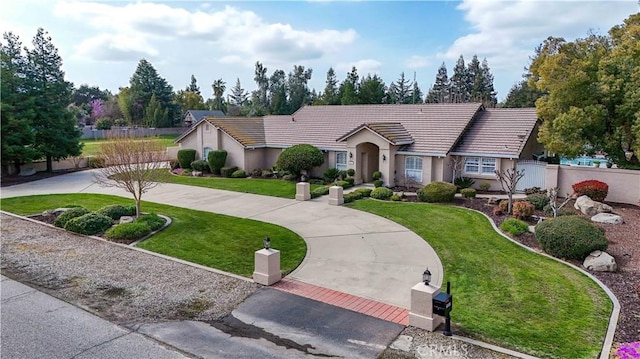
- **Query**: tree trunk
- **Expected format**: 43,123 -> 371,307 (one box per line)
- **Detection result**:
46,155 -> 53,173
507,194 -> 513,214
13,160 -> 22,175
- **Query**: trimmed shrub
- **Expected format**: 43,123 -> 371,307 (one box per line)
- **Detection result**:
461,188 -> 477,198
535,216 -> 607,260
417,181 -> 457,203
498,200 -> 509,213
372,171 -> 382,180
87,156 -> 105,168
136,213 -> 166,231
97,205 -> 136,220
479,181 -> 491,191
190,160 -> 210,173
323,168 -> 341,183
251,169 -> 262,178
373,180 -> 383,188
543,204 -> 574,217
105,222 -> 151,241
371,187 -> 393,200
336,180 -> 353,189
177,149 -> 197,169
220,166 -> 238,178
500,218 -> 529,237
513,200 -> 535,220
343,192 -> 363,203
64,213 -> 113,235
346,168 -> 355,177
391,194 -> 402,201
454,177 -> 475,190
309,179 -> 325,186
353,188 -> 372,197
207,150 -> 227,175
94,118 -> 113,130
525,193 -> 550,210
231,170 -> 247,178
311,185 -> 331,198
276,144 -> 324,176
54,207 -> 90,228
572,180 -> 608,202
344,177 -> 355,185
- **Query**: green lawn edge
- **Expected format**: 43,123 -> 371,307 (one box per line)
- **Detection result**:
348,200 -> 612,359
0,194 -> 306,277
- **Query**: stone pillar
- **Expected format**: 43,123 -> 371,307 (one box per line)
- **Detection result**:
409,282 -> 443,331
296,182 -> 310,201
328,185 -> 344,206
253,249 -> 281,285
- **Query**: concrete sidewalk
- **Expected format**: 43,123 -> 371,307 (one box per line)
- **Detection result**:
1,170 -> 442,309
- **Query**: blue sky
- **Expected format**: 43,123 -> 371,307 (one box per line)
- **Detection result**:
1,1 -> 638,102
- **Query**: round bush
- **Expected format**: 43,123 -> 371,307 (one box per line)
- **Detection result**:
346,168 -> 355,177
417,181 -> 457,203
64,213 -> 113,235
190,160 -> 210,173
94,118 -> 112,130
323,168 -> 340,183
311,185 -> 331,198
512,200 -> 535,220
177,149 -> 197,169
371,187 -> 393,200
231,170 -> 247,178
525,193 -> 550,210
354,188 -> 372,197
54,207 -> 90,228
97,204 -> 136,220
343,192 -> 363,203
336,180 -> 352,189
105,222 -> 151,241
572,179 -> 608,202
372,171 -> 382,180
275,144 -> 324,176
391,194 -> 402,201
373,180 -> 383,188
344,177 -> 355,185
500,218 -> 529,236
460,188 -> 476,198
136,213 -> 166,231
207,150 -> 228,175
535,216 -> 607,260
543,204 -> 574,217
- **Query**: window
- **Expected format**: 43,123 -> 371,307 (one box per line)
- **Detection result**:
405,157 -> 423,183
464,157 -> 496,175
205,124 -> 211,133
203,147 -> 212,160
336,152 -> 347,171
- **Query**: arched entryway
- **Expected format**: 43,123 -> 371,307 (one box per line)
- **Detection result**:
355,142 -> 379,182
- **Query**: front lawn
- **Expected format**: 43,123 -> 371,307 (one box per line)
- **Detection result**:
80,135 -> 178,157
156,171 -> 321,199
1,194 -> 306,277
349,200 -> 611,359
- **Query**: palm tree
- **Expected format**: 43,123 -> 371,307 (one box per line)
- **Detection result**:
212,78 -> 226,111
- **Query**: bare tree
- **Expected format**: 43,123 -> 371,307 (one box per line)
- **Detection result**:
495,168 -> 525,214
93,133 -> 168,217
449,157 -> 464,183
547,187 -> 573,218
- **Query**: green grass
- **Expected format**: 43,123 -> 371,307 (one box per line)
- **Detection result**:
1,194 -> 306,277
157,171 -> 321,199
348,200 -> 611,359
80,135 -> 178,157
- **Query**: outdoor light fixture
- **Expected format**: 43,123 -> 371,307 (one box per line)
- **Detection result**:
349,152 -> 353,159
423,268 -> 432,285
264,236 -> 271,250
382,154 -> 387,161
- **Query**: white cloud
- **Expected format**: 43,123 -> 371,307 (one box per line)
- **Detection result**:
405,55 -> 431,69
336,59 -> 382,76
53,1 -> 357,65
74,34 -> 158,62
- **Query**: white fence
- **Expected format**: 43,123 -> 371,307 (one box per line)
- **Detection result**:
516,160 -> 546,192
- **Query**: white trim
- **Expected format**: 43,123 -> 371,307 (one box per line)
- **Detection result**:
396,150 -> 446,157
451,151 -> 519,159
464,157 -> 497,176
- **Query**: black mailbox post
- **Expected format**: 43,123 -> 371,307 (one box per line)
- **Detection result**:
432,292 -> 452,316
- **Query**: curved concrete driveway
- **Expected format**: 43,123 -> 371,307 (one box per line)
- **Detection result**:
1,170 -> 442,309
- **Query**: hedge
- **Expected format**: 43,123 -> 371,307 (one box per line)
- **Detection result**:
572,180 -> 608,202
54,207 -> 90,228
105,222 -> 151,241
64,213 -> 113,236
207,150 -> 227,175
417,181 -> 457,203
535,216 -> 607,260
177,149 -> 197,169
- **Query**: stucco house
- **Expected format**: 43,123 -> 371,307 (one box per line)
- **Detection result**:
174,103 -> 543,190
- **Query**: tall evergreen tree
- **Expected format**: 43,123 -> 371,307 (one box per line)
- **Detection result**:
187,74 -> 200,95
287,65 -> 313,113
252,61 -> 269,109
229,78 -> 249,107
467,55 -> 483,102
321,67 -> 340,105
450,55 -> 470,103
501,79 -> 544,108
359,74 -> 387,104
339,66 -> 360,105
389,72 -> 413,104
1,32 -> 38,173
129,59 -> 177,126
26,28 -> 82,172
269,70 -> 288,115
143,94 -> 169,128
425,62 -> 450,103
211,78 -> 226,112
411,80 -> 424,104
479,59 -> 497,106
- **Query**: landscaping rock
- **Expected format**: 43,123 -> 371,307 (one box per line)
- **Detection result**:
583,250 -> 617,272
192,170 -> 202,177
574,195 -> 613,216
119,216 -> 134,224
18,168 -> 36,176
591,213 -> 624,224
487,197 -> 499,205
42,208 -> 72,218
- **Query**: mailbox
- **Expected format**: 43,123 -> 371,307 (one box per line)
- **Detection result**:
432,292 -> 453,316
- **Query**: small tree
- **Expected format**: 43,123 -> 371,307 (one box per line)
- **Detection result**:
547,187 -> 573,218
495,168 -> 525,214
93,133 -> 168,217
276,144 -> 324,178
207,150 -> 227,175
449,157 -> 464,184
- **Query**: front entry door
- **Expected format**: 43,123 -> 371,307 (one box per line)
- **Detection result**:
360,152 -> 368,182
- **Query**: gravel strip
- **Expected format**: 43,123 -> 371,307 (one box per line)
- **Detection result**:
0,213 -> 258,325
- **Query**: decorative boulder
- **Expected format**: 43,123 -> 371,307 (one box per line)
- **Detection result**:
591,213 -> 624,224
574,195 -> 612,216
18,168 -> 36,176
191,170 -> 202,177
42,208 -> 72,218
487,197 -> 499,205
583,250 -> 617,272
119,216 -> 134,224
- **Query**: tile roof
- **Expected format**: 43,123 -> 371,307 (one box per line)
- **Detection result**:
208,117 -> 265,147
336,123 -> 414,145
264,103 -> 483,154
451,108 -> 539,158
187,110 -> 226,121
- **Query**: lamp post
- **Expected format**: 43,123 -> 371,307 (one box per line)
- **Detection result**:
264,236 -> 271,250
423,268 -> 431,286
